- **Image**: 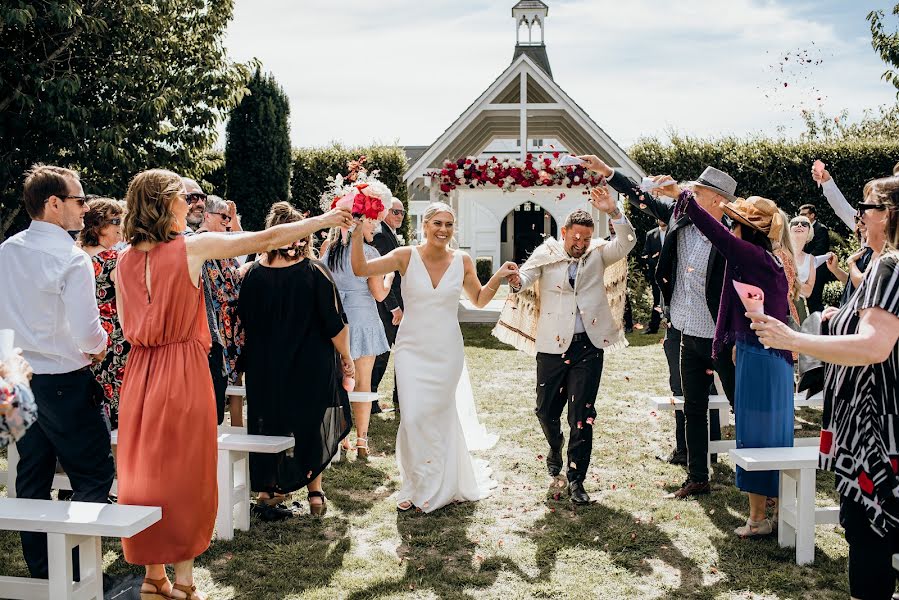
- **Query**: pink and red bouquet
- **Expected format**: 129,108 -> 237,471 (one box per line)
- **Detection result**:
320,160 -> 393,241
426,153 -> 606,195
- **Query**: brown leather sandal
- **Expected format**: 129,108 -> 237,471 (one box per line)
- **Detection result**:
172,582 -> 203,600
308,490 -> 327,516
140,576 -> 174,600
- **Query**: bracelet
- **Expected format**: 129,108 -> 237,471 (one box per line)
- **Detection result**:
486,283 -> 498,292
608,208 -> 622,219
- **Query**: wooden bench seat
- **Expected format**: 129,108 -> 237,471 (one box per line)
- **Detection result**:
730,446 -> 836,565
0,498 -> 160,600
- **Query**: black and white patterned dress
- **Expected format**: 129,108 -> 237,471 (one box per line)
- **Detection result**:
819,254 -> 899,536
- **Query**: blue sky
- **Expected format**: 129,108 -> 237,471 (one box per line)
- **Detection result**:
224,1 -> 899,149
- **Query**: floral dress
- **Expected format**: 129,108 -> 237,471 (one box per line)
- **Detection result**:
91,249 -> 131,429
201,257 -> 244,384
0,377 -> 37,448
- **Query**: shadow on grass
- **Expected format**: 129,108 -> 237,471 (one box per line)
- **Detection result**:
202,514 -> 351,598
526,498 -> 707,597
346,501 -> 528,600
460,323 -> 516,351
325,457 -> 397,515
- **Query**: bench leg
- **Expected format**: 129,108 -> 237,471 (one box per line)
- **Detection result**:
795,468 -> 816,565
779,469 -> 797,549
78,535 -> 104,600
215,449 -> 235,541
47,533 -> 73,599
7,442 -> 18,498
235,452 -> 250,532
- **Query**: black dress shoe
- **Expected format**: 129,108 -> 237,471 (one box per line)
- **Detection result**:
569,481 -> 590,505
546,448 -> 563,477
666,450 -> 687,465
371,400 -> 382,415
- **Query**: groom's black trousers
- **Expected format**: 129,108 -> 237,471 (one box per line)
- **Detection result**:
535,333 -> 604,484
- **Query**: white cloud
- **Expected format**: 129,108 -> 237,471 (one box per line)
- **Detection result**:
222,0 -> 897,150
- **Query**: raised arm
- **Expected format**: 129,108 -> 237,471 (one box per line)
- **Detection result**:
462,254 -> 517,308
813,166 -> 856,231
350,224 -> 410,277
800,258 -> 816,298
579,154 -> 675,223
186,208 -> 351,281
677,190 -> 768,266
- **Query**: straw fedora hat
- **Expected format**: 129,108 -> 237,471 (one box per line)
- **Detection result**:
721,196 -> 784,241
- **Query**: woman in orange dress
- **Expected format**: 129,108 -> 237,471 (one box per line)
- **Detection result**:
115,169 -> 351,600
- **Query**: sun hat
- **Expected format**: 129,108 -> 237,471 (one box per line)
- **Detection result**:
722,196 -> 784,241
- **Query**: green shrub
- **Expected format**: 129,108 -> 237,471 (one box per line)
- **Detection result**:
628,135 -> 899,252
291,144 -> 409,241
822,280 -> 845,308
627,255 -> 653,327
476,257 -> 493,285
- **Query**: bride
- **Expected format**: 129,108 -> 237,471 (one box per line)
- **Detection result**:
350,202 -> 516,512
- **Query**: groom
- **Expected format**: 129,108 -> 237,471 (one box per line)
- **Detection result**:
508,185 -> 636,504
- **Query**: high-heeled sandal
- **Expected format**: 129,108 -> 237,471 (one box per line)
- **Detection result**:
140,577 -> 174,600
356,436 -> 369,459
172,582 -> 203,600
308,490 -> 327,516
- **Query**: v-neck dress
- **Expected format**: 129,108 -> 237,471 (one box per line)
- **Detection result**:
115,236 -> 217,564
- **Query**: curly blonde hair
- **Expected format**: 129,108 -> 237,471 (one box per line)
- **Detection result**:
123,169 -> 184,245
78,197 -> 124,247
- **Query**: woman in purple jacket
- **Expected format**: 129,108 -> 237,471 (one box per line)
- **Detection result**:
655,178 -> 793,538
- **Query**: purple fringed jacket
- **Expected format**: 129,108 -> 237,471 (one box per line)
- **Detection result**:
677,190 -> 793,365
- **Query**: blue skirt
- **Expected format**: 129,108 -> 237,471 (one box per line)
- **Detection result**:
734,340 -> 794,497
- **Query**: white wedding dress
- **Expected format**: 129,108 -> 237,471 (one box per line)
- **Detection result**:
394,247 -> 497,512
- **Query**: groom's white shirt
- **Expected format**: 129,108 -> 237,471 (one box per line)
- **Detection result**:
514,218 -> 636,355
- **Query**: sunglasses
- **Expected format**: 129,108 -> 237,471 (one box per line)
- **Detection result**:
209,212 -> 232,223
390,209 -> 405,216
186,192 -> 208,205
857,202 -> 888,213
790,220 -> 810,229
107,217 -> 122,226
54,195 -> 92,207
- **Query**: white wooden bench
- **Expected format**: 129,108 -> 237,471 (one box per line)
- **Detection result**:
214,432 -> 294,541
729,445 -> 837,565
3,429 -> 294,542
0,498 -> 160,600
650,392 -> 825,466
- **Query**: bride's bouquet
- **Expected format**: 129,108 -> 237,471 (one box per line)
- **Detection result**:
319,157 -> 392,241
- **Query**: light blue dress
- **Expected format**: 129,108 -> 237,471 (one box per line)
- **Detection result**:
323,244 -> 390,360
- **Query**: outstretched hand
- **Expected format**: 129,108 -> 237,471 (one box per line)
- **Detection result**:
649,175 -> 680,198
320,207 -> 353,230
497,261 -> 519,279
747,312 -> 797,351
578,155 -> 613,178
589,184 -> 617,214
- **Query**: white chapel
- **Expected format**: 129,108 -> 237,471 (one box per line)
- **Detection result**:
403,1 -> 644,268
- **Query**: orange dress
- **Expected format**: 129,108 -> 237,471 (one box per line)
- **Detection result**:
116,235 -> 217,565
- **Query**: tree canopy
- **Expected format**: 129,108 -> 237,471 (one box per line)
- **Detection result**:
0,0 -> 254,239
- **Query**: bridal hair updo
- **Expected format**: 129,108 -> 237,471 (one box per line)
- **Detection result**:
265,201 -> 312,262
422,202 -> 458,247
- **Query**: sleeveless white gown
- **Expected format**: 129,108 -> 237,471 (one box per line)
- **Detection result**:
394,247 -> 497,512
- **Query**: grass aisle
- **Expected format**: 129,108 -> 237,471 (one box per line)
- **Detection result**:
0,325 -> 848,599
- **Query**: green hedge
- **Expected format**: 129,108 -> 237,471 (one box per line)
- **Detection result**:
476,257 -> 493,284
620,134 -> 899,322
627,135 -> 899,252
290,144 -> 409,241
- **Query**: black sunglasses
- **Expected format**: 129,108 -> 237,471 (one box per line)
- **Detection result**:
857,202 -> 888,212
789,220 -> 810,229
53,194 -> 92,207
186,192 -> 208,204
390,209 -> 405,216
209,212 -> 232,222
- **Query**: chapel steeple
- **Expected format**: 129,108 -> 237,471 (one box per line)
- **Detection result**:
512,1 -> 552,78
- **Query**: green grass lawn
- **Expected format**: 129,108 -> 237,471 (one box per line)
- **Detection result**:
0,325 -> 847,599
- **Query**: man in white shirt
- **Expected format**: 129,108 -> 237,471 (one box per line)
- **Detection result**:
0,165 -> 113,579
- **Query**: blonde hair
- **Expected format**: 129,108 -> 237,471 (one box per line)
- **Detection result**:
789,215 -> 815,245
774,210 -> 802,301
264,201 -> 311,262
422,202 -> 457,246
123,169 -> 183,245
79,197 -> 124,247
